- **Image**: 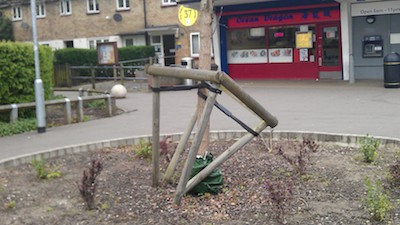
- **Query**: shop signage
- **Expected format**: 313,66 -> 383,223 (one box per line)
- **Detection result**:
296,31 -> 313,49
228,8 -> 340,28
228,49 -> 268,64
352,1 -> 400,17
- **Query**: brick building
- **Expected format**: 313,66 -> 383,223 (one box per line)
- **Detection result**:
0,0 -> 204,67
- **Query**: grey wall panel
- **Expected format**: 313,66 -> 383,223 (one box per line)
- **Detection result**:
353,15 -> 389,79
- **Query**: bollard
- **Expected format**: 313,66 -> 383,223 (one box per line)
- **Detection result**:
64,98 -> 72,124
77,97 -> 84,122
10,104 -> 18,123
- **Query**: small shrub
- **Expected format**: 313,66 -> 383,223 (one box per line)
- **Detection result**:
31,159 -> 61,180
4,200 -> 16,209
277,139 -> 317,175
388,159 -> 400,186
364,176 -> 393,222
265,178 -> 294,224
85,99 -> 105,108
133,139 -> 152,159
359,134 -> 379,163
77,159 -> 103,210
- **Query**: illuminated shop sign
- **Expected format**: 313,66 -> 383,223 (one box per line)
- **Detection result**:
228,8 -> 340,28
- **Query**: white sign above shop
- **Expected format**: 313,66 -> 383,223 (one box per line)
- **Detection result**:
352,0 -> 400,17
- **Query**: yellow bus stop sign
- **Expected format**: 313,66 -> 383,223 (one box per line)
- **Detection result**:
178,5 -> 198,27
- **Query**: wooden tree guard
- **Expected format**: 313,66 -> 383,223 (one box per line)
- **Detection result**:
152,75 -> 160,187
174,83 -> 220,204
145,65 -> 278,205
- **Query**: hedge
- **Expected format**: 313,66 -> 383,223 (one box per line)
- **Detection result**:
0,41 -> 53,107
54,45 -> 155,65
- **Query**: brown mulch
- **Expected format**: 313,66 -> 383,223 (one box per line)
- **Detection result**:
0,138 -> 399,225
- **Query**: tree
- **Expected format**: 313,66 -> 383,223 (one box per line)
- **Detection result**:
197,0 -> 213,155
0,15 -> 14,41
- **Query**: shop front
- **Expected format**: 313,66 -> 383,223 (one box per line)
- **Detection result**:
219,3 -> 342,80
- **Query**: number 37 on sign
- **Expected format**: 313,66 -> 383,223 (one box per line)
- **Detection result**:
178,5 -> 198,27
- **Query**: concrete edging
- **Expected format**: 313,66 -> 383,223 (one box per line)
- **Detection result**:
1,130 -> 399,169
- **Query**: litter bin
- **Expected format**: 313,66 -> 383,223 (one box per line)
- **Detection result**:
181,57 -> 193,85
383,52 -> 400,88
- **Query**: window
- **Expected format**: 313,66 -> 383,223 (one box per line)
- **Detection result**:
190,32 -> 200,57
88,38 -> 109,49
36,2 -> 46,18
162,0 -> 176,6
125,38 -> 134,46
60,0 -> 71,15
87,0 -> 99,13
268,26 -> 296,48
12,6 -> 22,21
117,0 -> 130,10
151,35 -> 162,53
227,28 -> 266,50
64,40 -> 74,48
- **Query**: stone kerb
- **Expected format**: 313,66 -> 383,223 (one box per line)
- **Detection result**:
1,131 -> 399,169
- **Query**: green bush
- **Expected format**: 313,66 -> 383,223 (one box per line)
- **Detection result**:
54,48 -> 97,65
118,46 -> 155,62
359,134 -> 380,163
364,176 -> 393,221
0,41 -> 53,121
133,139 -> 152,159
54,45 -> 155,66
0,16 -> 14,41
0,119 -> 36,137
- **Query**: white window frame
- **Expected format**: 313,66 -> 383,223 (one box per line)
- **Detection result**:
117,0 -> 130,10
87,0 -> 100,13
36,2 -> 46,18
12,6 -> 22,21
60,0 -> 72,15
88,38 -> 109,49
190,32 -> 200,57
162,0 -> 177,6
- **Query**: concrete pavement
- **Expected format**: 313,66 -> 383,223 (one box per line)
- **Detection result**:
1,79 -> 399,162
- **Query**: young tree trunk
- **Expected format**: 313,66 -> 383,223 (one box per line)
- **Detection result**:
197,0 -> 213,155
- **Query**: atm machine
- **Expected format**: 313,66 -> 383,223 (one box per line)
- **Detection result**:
362,35 -> 383,58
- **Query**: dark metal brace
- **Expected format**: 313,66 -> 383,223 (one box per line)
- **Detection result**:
197,91 -> 259,137
151,82 -> 222,94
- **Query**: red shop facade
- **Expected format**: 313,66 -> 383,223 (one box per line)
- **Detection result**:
219,2 -> 342,80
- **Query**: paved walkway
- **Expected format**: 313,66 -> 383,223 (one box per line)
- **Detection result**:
1,80 -> 399,161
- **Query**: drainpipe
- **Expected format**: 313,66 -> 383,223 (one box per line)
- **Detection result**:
143,0 -> 149,45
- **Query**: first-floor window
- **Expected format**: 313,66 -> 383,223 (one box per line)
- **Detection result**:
162,0 -> 176,6
36,2 -> 46,18
87,0 -> 99,13
12,6 -> 22,21
117,0 -> 130,10
190,32 -> 200,57
60,0 -> 72,15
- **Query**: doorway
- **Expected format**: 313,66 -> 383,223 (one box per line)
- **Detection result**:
150,34 -> 176,66
317,23 -> 342,79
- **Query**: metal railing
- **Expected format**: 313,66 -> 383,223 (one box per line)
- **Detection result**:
0,95 -> 116,125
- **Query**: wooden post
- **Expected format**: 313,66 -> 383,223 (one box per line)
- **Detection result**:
185,121 -> 268,194
152,75 -> 161,187
119,63 -> 125,85
174,83 -> 219,205
113,64 -> 117,83
164,110 -> 197,183
66,63 -> 72,87
90,65 -> 96,89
